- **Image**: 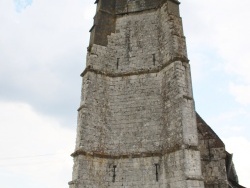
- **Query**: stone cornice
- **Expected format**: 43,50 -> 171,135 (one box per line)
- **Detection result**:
169,0 -> 180,5
71,149 -> 162,159
71,144 -> 199,159
80,56 -> 189,78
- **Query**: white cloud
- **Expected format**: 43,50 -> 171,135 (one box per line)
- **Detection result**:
0,1 -> 95,187
206,109 -> 248,138
182,0 -> 250,106
224,137 -> 250,187
229,83 -> 250,105
0,0 -> 96,122
0,101 -> 75,188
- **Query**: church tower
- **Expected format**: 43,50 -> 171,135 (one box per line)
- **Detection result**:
68,0 -> 238,187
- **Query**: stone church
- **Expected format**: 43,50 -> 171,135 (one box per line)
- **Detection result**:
69,0 -> 245,187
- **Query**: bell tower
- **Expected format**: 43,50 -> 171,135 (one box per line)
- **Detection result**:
69,0 -> 205,187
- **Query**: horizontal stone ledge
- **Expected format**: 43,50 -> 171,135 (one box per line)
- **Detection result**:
163,144 -> 199,154
99,8 -> 114,16
169,0 -> 181,5
185,176 -> 204,181
71,145 -> 199,159
71,150 -> 163,159
68,180 -> 77,185
183,95 -> 193,100
181,144 -> 199,150
201,157 -> 227,161
80,56 -> 189,78
116,6 -> 156,16
77,104 -> 87,111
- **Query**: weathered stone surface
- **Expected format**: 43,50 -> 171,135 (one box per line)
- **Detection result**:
69,1 -> 245,188
196,114 -> 245,188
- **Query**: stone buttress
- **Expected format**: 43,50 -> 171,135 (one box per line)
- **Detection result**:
69,0 -> 205,187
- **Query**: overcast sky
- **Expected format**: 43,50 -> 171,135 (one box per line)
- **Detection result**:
0,0 -> 249,187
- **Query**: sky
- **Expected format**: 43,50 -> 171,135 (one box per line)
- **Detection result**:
0,0 -> 249,187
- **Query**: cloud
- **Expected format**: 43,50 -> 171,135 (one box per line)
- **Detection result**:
229,83 -> 250,105
224,137 -> 250,187
0,0 -> 96,125
181,0 -> 250,106
0,101 -> 75,188
206,108 -> 250,139
0,1 -> 95,187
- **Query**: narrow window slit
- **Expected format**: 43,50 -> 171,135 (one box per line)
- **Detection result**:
153,54 -> 156,66
112,165 -> 117,182
117,58 -> 120,70
155,163 -> 159,182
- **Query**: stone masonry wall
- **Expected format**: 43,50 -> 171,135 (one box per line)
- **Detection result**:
116,0 -> 162,14
87,2 -> 187,75
70,1 -> 204,187
77,71 -> 163,154
197,115 -> 229,188
78,61 -> 198,155
72,62 -> 203,187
